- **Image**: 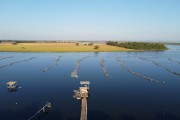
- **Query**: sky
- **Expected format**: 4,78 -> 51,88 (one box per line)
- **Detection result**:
0,0 -> 180,41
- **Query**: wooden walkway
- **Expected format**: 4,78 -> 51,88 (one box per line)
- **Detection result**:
80,97 -> 87,120
73,81 -> 90,120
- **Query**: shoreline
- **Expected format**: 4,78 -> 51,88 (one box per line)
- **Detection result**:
0,43 -> 167,52
0,50 -> 167,53
0,43 -> 134,52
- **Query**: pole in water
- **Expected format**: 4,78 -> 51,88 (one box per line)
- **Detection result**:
27,101 -> 52,120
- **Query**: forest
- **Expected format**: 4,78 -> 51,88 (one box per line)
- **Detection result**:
106,41 -> 167,50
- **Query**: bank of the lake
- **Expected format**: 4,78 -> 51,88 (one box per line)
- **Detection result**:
0,43 -> 133,52
0,42 -> 168,52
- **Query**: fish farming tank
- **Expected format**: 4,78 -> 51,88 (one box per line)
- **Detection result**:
6,81 -> 18,91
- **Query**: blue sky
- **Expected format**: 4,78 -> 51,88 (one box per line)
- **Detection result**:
0,0 -> 180,41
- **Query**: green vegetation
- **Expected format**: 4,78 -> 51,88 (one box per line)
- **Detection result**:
106,41 -> 167,50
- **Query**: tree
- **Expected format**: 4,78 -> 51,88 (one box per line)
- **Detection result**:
106,41 -> 167,50
94,45 -> 99,49
76,43 -> 79,46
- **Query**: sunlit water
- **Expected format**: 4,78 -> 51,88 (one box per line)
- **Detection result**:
0,45 -> 180,120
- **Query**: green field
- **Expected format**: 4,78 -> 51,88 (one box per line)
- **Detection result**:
0,43 -> 133,52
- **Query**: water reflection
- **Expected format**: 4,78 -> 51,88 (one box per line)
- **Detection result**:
156,112 -> 180,120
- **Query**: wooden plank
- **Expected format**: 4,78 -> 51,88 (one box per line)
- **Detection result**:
80,98 -> 87,120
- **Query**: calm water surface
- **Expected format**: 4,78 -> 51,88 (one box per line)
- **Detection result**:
0,45 -> 180,120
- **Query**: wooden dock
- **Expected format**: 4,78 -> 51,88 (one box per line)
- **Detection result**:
73,81 -> 90,120
80,98 -> 87,120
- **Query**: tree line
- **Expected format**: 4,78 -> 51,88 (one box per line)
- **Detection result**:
0,40 -> 77,43
106,41 -> 167,50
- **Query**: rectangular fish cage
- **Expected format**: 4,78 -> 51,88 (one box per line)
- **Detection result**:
6,81 -> 18,89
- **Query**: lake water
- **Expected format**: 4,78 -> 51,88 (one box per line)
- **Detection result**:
0,45 -> 180,120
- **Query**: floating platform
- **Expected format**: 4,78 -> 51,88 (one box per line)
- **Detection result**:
7,81 -> 18,88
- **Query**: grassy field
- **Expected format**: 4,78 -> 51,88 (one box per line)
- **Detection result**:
0,43 -> 133,52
